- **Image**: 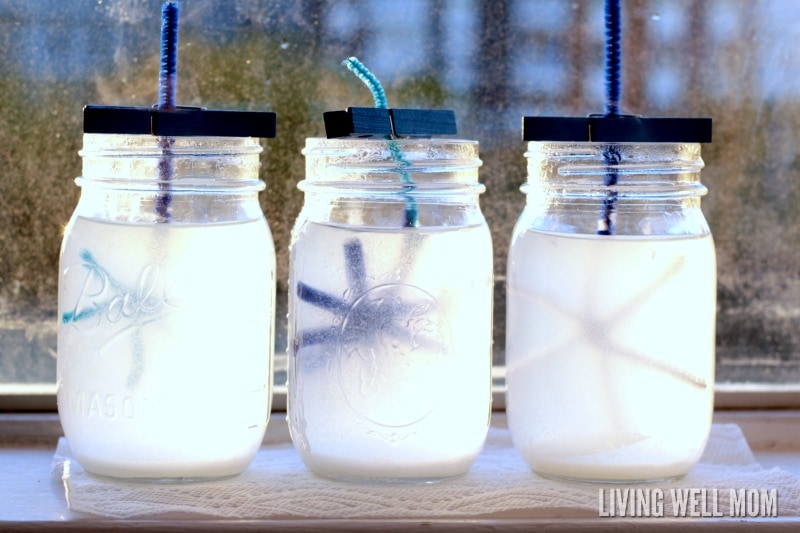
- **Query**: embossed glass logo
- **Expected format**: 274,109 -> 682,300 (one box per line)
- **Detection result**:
62,249 -> 175,331
338,284 -> 452,428
295,238 -> 454,428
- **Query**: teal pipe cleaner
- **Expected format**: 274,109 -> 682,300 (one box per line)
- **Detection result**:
343,57 -> 388,109
343,57 -> 418,227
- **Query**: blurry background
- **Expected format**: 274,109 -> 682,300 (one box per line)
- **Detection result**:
1,0 -> 798,402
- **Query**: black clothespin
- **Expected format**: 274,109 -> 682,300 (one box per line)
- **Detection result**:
324,107 -> 457,139
522,114 -> 712,143
84,105 -> 277,138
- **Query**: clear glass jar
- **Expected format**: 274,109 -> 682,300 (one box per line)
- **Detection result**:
58,133 -> 275,479
506,141 -> 716,482
288,137 -> 493,482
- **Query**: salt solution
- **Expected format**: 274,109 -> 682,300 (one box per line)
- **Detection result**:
58,217 -> 274,478
506,230 -> 715,482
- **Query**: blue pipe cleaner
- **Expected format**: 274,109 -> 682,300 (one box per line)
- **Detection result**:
343,57 -> 388,110
294,59 -> 426,350
61,249 -> 146,387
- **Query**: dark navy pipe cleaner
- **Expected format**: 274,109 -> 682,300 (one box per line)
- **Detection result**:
296,239 -> 435,349
599,0 -> 621,235
604,0 -> 621,117
599,145 -> 621,235
296,239 -> 364,347
156,1 -> 179,223
158,1 -> 179,110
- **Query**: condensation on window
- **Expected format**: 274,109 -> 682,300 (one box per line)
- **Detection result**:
0,0 -> 798,392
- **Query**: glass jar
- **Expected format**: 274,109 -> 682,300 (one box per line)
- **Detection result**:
288,137 -> 493,482
506,140 -> 716,482
58,124 -> 276,479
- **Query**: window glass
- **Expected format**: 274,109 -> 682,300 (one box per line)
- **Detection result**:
1,0 -> 799,401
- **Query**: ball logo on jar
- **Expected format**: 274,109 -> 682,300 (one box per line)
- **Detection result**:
338,283 -> 453,428
61,249 -> 177,334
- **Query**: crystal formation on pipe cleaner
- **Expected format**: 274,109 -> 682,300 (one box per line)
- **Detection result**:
295,239 -> 444,353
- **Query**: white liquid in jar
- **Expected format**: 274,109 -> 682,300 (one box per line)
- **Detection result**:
288,222 -> 493,481
57,216 -> 275,479
506,229 -> 716,482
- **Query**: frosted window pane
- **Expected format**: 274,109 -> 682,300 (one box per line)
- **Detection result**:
1,0 -> 798,397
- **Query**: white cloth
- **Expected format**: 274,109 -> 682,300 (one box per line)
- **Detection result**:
52,417 -> 800,520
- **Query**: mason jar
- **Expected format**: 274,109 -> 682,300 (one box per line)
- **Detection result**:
507,117 -> 715,482
57,106 -> 277,480
288,137 -> 493,482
